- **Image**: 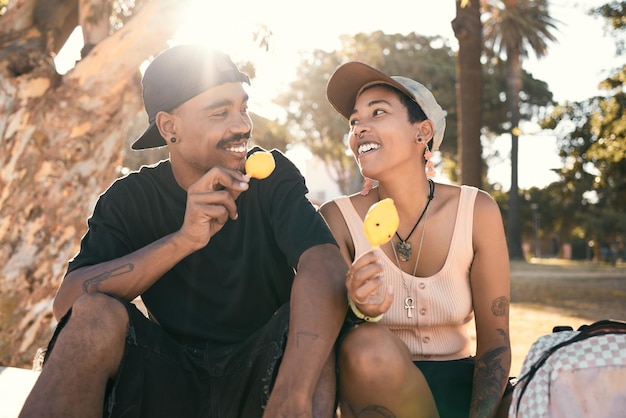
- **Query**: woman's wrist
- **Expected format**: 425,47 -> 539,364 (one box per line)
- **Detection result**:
348,298 -> 384,323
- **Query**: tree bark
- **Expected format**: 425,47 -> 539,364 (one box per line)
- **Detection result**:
506,45 -> 525,260
452,0 -> 483,188
0,0 -> 189,368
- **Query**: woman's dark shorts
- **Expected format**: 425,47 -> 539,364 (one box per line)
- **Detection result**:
415,358 -> 515,418
339,317 -> 514,418
43,296 -> 290,418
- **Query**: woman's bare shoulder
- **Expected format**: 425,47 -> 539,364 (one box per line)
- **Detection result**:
319,193 -> 365,264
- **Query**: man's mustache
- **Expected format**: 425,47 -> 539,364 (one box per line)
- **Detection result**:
218,132 -> 251,147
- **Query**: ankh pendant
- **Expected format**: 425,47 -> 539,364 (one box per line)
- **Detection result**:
396,241 -> 412,262
404,296 -> 415,318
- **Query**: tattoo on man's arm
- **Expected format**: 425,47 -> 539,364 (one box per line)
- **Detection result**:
82,263 -> 134,293
355,405 -> 396,417
295,330 -> 319,347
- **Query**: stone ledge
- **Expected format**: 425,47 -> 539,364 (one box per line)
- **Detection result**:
0,366 -> 40,418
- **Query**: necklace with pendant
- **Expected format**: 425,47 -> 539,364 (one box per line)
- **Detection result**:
395,179 -> 435,262
391,201 -> 431,318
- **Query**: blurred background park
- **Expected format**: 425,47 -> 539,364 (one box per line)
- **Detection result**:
0,0 -> 624,369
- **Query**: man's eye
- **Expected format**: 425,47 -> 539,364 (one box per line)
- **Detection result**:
210,110 -> 228,118
373,109 -> 385,116
350,119 -> 359,126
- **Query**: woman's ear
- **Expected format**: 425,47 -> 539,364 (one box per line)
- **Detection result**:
156,111 -> 177,143
416,120 -> 435,142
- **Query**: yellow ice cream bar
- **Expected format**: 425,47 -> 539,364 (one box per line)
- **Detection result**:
363,198 -> 399,247
245,151 -> 275,179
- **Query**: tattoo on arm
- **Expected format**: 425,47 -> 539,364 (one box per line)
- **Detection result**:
295,330 -> 319,347
491,296 -> 509,317
467,297 -> 510,415
470,320 -> 510,416
82,263 -> 134,294
356,405 -> 396,417
470,329 -> 510,416
498,327 -> 510,347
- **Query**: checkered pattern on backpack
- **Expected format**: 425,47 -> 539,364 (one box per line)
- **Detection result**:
509,322 -> 626,418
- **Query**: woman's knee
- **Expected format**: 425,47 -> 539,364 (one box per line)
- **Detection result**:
338,324 -> 411,383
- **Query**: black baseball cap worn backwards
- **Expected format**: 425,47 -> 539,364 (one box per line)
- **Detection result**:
132,44 -> 251,150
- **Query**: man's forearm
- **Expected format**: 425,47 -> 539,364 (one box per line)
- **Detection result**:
272,244 -> 347,402
53,231 -> 195,319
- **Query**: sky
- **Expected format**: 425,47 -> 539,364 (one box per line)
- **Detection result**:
57,0 -> 621,190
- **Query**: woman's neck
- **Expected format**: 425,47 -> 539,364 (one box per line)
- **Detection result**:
376,176 -> 432,216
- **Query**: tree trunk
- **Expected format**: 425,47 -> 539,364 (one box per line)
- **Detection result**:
0,0 -> 189,368
506,46 -> 525,260
452,0 -> 483,188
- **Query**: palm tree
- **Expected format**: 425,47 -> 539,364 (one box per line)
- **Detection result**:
482,0 -> 558,260
453,0 -> 484,188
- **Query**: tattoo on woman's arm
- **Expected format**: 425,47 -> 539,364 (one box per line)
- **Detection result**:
82,263 -> 134,293
491,295 -> 509,317
471,339 -> 510,416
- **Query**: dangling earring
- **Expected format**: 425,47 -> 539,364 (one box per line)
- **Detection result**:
425,145 -> 435,178
360,177 -> 373,195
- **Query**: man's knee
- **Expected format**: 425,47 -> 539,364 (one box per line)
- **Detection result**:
69,293 -> 130,335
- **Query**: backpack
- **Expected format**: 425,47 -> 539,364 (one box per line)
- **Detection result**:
509,319 -> 626,418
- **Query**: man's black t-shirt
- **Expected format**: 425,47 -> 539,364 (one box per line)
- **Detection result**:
67,148 -> 336,345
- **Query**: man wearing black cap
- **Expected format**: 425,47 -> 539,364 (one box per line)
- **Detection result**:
19,44 -> 347,418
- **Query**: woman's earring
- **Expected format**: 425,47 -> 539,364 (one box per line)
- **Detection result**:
360,177 -> 373,195
170,137 -> 177,143
425,145 -> 435,178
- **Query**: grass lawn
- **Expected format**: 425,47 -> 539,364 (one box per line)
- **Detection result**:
473,258 -> 626,375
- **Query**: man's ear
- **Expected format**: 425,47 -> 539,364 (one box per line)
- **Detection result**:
156,111 -> 176,142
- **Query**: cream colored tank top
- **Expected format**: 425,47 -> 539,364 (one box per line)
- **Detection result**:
334,186 -> 478,360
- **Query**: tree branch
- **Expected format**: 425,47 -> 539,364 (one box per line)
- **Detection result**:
68,0 -> 191,89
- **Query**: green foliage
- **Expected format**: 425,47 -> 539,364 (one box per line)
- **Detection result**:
539,71 -> 626,248
481,0 -> 560,260
591,1 -> 626,54
250,113 -> 289,152
592,0 -> 626,30
482,0 -> 559,60
482,59 -> 555,136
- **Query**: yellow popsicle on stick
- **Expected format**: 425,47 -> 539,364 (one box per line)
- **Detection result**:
361,197 -> 399,306
363,198 -> 400,248
245,151 -> 275,179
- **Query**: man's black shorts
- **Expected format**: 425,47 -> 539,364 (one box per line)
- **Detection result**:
44,296 -> 290,418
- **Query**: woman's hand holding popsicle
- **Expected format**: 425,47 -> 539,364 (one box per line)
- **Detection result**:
347,198 -> 399,319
